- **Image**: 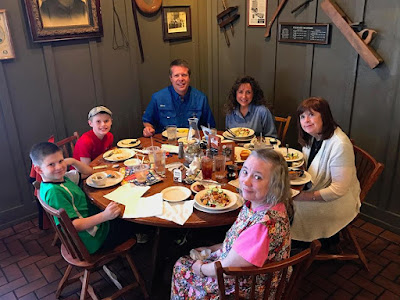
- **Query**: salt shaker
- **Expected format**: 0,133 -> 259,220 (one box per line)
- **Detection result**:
178,142 -> 184,159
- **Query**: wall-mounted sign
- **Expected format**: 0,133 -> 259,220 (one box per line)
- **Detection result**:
0,9 -> 15,60
248,0 -> 267,27
279,22 -> 330,45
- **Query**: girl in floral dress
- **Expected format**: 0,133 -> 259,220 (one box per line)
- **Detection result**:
171,149 -> 292,299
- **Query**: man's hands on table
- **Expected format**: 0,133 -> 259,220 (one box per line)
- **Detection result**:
143,123 -> 155,137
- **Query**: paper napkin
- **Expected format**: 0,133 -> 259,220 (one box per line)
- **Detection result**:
157,200 -> 195,225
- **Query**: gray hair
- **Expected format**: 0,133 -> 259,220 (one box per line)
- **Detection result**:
240,149 -> 292,216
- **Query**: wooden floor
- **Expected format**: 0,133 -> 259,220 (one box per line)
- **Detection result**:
0,217 -> 399,300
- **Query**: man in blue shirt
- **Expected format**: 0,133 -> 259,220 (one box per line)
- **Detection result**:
142,59 -> 216,137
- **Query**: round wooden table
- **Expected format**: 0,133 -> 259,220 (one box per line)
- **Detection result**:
83,133 -> 241,228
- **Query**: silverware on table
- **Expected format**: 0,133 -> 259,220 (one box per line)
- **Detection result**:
226,128 -> 236,137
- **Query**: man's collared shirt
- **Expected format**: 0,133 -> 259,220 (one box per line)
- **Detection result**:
225,103 -> 277,137
143,85 -> 216,133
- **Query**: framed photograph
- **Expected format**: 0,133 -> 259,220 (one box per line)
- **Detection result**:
0,10 -> 15,59
248,0 -> 267,27
161,6 -> 192,41
23,0 -> 103,42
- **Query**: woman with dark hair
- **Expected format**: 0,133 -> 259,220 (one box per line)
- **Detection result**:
225,76 -> 277,137
171,149 -> 292,299
291,97 -> 360,247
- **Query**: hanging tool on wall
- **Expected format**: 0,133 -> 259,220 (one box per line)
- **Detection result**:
291,0 -> 314,14
134,0 -> 161,14
264,0 -> 288,38
130,0 -> 145,62
321,0 -> 383,69
217,1 -> 240,47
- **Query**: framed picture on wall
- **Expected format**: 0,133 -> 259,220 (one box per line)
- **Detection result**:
23,0 -> 103,42
0,10 -> 15,60
161,6 -> 192,41
248,0 -> 267,27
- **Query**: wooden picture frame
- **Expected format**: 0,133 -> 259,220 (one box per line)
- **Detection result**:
161,6 -> 192,41
248,0 -> 267,27
23,0 -> 103,42
0,10 -> 15,59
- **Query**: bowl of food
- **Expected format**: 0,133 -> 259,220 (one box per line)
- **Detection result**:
288,168 -> 304,180
194,187 -> 237,210
91,172 -> 107,186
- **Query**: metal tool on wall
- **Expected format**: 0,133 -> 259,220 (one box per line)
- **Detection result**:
291,0 -> 314,14
217,0 -> 240,47
264,0 -> 288,38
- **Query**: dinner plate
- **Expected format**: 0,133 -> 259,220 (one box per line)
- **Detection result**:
234,147 -> 251,163
244,137 -> 282,149
162,128 -> 189,138
117,139 -> 141,148
290,159 -> 304,168
161,186 -> 192,202
222,131 -> 254,142
274,147 -> 304,162
190,181 -> 220,194
194,189 -> 237,211
103,148 -> 135,162
124,158 -> 142,167
194,193 -> 244,214
290,171 -> 312,185
86,171 -> 124,188
201,134 -> 224,141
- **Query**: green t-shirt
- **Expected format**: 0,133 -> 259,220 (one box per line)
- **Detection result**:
40,174 -> 109,254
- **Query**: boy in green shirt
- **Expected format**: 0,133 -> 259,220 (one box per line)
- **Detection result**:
30,142 -> 136,253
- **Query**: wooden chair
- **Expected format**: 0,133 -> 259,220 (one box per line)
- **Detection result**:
215,240 -> 321,300
315,143 -> 384,271
56,131 -> 80,158
275,116 -> 291,143
37,195 -> 149,300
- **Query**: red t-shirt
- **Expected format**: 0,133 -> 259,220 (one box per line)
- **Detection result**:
73,130 -> 113,161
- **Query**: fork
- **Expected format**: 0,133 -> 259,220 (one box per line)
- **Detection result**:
226,128 -> 236,137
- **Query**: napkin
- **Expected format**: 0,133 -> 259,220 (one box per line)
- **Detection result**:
190,249 -> 211,260
104,184 -> 150,205
291,188 -> 300,197
157,200 -> 195,225
228,179 -> 240,189
161,144 -> 179,154
166,162 -> 184,172
123,193 -> 163,218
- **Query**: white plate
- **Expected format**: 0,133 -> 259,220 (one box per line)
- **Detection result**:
244,137 -> 282,149
117,139 -> 141,148
234,147 -> 251,163
202,134 -> 224,141
162,128 -> 189,138
290,171 -> 312,185
194,189 -> 237,211
161,186 -> 192,202
124,158 -> 142,167
290,160 -> 304,168
194,193 -> 244,214
222,131 -> 254,142
190,181 -> 220,194
274,148 -> 304,162
103,148 -> 135,162
86,171 -> 123,188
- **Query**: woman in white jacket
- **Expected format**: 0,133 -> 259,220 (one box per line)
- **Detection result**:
291,97 -> 360,248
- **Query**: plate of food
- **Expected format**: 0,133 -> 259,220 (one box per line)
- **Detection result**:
289,170 -> 312,185
86,171 -> 124,188
235,147 -> 251,163
161,186 -> 192,202
194,188 -> 237,210
223,127 -> 255,141
103,148 -> 135,162
244,137 -> 281,150
194,193 -> 244,214
162,128 -> 189,138
274,148 -> 304,162
117,139 -> 141,148
290,159 -> 304,168
190,181 -> 220,194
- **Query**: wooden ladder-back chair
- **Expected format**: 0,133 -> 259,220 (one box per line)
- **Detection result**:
275,116 -> 291,144
56,131 -> 80,158
37,195 -> 149,300
215,240 -> 321,300
315,143 -> 384,271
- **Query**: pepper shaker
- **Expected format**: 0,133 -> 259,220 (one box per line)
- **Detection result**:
178,142 -> 184,159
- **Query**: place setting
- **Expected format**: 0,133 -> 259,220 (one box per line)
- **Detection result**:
117,138 -> 141,148
86,170 -> 124,188
193,187 -> 244,214
103,148 -> 136,162
222,127 -> 255,142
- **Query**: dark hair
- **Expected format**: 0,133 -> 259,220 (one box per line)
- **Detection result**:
30,142 -> 62,166
296,97 -> 338,147
240,148 -> 293,218
169,59 -> 191,77
225,76 -> 270,114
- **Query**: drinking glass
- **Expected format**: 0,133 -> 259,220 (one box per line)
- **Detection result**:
153,149 -> 166,175
166,125 -> 177,144
214,155 -> 226,180
201,156 -> 213,180
133,164 -> 149,183
146,146 -> 160,164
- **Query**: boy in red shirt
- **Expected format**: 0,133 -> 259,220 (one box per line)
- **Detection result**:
74,106 -> 113,164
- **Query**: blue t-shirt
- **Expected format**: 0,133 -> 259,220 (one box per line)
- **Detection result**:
142,86 -> 216,133
225,104 -> 277,137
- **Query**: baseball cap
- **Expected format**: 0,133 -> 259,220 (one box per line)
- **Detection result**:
88,106 -> 112,120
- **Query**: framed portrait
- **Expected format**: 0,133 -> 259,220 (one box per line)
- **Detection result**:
161,6 -> 192,41
23,0 -> 103,42
248,0 -> 267,27
0,10 -> 15,60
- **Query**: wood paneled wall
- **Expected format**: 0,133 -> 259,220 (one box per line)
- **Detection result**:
0,0 -> 399,233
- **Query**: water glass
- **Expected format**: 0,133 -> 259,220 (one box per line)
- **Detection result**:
214,155 -> 226,180
153,149 -> 166,175
133,164 -> 149,183
146,146 -> 160,164
166,125 -> 177,143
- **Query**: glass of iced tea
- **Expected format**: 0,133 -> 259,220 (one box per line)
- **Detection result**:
201,156 -> 213,180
